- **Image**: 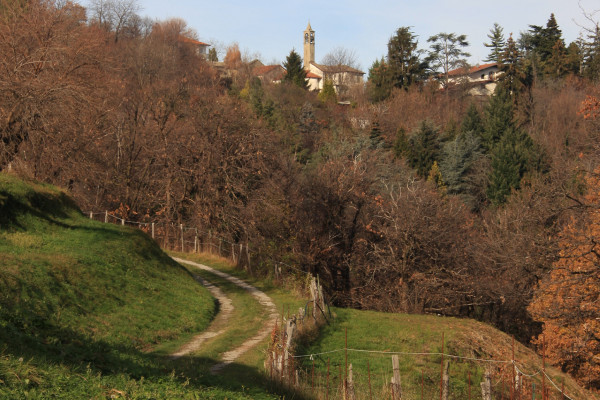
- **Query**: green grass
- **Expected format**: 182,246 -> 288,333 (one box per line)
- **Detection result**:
0,173 -> 272,399
295,307 -> 595,400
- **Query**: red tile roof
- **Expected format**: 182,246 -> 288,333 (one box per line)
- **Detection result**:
178,36 -> 210,46
253,65 -> 283,75
448,62 -> 497,76
306,72 -> 322,79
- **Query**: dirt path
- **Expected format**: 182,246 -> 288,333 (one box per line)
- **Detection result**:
171,257 -> 278,373
169,275 -> 233,360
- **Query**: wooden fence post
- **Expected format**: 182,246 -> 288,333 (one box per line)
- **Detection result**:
391,355 -> 402,400
441,360 -> 450,400
180,224 -> 184,252
89,211 -> 93,219
121,217 -> 124,226
481,367 -> 492,400
151,222 -> 155,239
347,363 -> 356,400
104,211 -> 108,223
246,242 -> 251,271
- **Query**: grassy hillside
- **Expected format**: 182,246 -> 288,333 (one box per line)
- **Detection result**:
0,173 -> 254,398
295,307 -> 595,399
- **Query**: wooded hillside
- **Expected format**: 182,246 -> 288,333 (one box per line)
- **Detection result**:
1,0 -> 600,391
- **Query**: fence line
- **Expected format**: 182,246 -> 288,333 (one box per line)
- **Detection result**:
88,210 -> 579,400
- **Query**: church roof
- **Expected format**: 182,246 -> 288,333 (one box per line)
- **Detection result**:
306,21 -> 313,32
310,62 -> 364,75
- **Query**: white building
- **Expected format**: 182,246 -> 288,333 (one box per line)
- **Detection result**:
447,63 -> 502,96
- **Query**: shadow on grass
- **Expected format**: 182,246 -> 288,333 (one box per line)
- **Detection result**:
0,316 -> 312,399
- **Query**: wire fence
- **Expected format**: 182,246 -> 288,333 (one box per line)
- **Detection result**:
88,210 -> 582,400
267,321 -> 579,400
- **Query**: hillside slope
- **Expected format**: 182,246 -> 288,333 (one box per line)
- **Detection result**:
0,173 -> 242,398
296,307 -> 596,399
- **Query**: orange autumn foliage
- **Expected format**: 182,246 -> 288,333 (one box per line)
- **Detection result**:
578,95 -> 600,120
529,168 -> 600,389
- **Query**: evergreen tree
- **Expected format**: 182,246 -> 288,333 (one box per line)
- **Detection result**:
565,41 -> 583,75
393,127 -> 409,159
207,47 -> 218,62
583,25 -> 600,80
487,127 -> 533,205
546,36 -> 568,77
439,130 -> 485,205
461,103 -> 484,137
387,27 -> 427,90
427,161 -> 447,195
484,23 -> 506,63
407,120 -> 441,177
426,32 -> 470,88
318,79 -> 337,103
499,34 -> 528,95
483,85 -> 515,150
529,14 -> 566,77
367,57 -> 392,102
283,49 -> 308,89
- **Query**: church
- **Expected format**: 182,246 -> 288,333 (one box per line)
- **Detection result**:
302,23 -> 365,94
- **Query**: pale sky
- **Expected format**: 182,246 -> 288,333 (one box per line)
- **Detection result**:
83,0 -> 598,72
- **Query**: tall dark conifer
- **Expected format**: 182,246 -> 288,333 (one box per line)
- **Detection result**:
283,50 -> 308,89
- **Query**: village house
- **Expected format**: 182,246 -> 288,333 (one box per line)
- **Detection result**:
446,63 -> 502,96
178,36 -> 211,59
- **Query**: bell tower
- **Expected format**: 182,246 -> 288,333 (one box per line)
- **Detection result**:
303,22 -> 315,70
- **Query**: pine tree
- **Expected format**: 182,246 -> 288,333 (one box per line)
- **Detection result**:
529,13 -> 566,78
484,23 -> 506,63
487,127 -> 533,205
583,25 -> 600,80
283,49 -> 307,89
483,85 -> 515,150
393,127 -> 409,159
461,103 -> 484,137
407,120 -> 441,177
439,131 -> 485,206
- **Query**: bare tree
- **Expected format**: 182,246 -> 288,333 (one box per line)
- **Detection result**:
88,0 -> 141,42
321,46 -> 360,70
320,47 -> 363,98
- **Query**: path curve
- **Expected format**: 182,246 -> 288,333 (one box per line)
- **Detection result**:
169,275 -> 234,360
172,257 -> 279,373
